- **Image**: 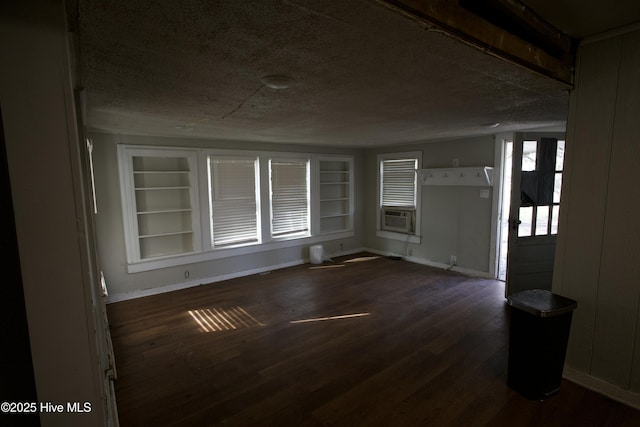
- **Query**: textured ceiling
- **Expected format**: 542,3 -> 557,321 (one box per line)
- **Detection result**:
521,0 -> 640,39
76,0 -> 575,147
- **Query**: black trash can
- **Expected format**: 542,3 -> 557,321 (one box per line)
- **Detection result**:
507,289 -> 577,399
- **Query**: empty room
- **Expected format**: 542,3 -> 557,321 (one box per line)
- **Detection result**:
2,0 -> 640,426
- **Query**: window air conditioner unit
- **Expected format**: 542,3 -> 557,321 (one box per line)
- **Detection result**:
381,207 -> 415,233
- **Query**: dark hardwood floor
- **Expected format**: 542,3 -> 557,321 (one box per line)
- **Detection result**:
107,253 -> 640,426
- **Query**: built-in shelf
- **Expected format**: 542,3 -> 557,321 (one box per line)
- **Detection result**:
320,213 -> 349,219
318,157 -> 353,234
134,170 -> 189,174
135,186 -> 191,191
139,230 -> 193,239
137,208 -> 192,215
120,147 -> 200,262
418,166 -> 494,186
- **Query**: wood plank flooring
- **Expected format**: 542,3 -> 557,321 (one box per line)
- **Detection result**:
107,253 -> 640,426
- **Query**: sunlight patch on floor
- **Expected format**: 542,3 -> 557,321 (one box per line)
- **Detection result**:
308,264 -> 346,270
188,306 -> 265,333
290,312 -> 371,324
343,256 -> 381,263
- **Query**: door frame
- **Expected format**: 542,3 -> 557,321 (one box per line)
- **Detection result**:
490,133 -> 510,280
505,132 -> 565,296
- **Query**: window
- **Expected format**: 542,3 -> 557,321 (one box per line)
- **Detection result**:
270,158 -> 310,238
381,158 -> 418,208
377,152 -> 421,242
208,156 -> 260,247
118,145 -> 353,272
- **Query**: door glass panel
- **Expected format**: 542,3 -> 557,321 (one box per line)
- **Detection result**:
551,205 -> 560,234
518,206 -> 533,237
522,140 -> 537,171
535,206 -> 550,235
556,140 -> 565,171
554,173 -> 562,203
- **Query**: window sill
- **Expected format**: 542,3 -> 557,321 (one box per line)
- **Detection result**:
126,231 -> 354,273
376,229 -> 421,244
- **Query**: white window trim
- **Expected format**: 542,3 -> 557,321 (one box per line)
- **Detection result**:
118,145 -> 354,273
376,151 -> 422,244
207,154 -> 261,249
269,156 -> 311,240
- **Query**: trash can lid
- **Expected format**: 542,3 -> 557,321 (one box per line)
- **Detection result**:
507,289 -> 577,317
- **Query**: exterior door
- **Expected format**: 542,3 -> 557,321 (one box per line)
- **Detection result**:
506,133 -> 565,296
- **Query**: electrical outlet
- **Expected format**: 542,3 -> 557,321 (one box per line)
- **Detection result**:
184,270 -> 190,278
408,249 -> 413,256
450,255 -> 457,265
340,242 -> 344,251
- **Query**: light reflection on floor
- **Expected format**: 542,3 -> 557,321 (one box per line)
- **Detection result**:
309,255 -> 381,270
188,306 -> 265,333
308,264 -> 346,270
191,255 -> 379,332
290,313 -> 371,324
343,256 -> 381,263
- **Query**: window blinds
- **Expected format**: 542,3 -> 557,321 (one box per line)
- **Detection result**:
209,157 -> 259,247
381,158 -> 417,207
270,159 -> 310,237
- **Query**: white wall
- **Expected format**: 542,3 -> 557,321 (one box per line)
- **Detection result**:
554,25 -> 640,403
364,136 -> 496,275
1,2 -> 109,425
91,132 -> 365,299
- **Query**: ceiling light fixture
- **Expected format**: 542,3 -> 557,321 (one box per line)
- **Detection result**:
261,75 -> 294,89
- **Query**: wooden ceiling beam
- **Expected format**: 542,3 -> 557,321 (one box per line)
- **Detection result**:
379,0 -> 575,86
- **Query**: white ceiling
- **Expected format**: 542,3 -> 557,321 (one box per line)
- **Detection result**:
74,0 -> 639,147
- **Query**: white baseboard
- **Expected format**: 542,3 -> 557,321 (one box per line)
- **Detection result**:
106,247 -> 491,303
364,248 -> 494,279
106,259 -> 306,303
405,255 -> 495,279
106,247 -> 366,303
563,366 -> 640,410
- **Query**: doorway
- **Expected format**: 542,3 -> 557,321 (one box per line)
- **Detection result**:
502,133 -> 565,296
498,139 -> 512,281
501,133 -> 565,296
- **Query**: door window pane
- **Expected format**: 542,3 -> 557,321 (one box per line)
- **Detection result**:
518,206 -> 533,237
551,205 -> 560,234
522,140 -> 537,172
535,206 -> 550,236
556,140 -> 565,171
554,173 -> 562,204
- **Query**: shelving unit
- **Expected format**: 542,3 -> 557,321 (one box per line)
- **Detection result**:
318,157 -> 353,234
132,156 -> 194,259
119,147 -> 200,263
